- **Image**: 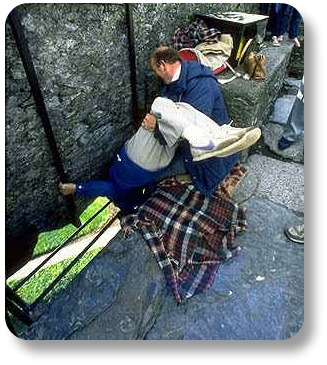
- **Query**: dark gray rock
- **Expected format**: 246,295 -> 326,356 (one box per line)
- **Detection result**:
221,42 -> 293,128
5,2 -> 260,271
21,193 -> 304,340
22,230 -> 166,340
7,4 -> 304,340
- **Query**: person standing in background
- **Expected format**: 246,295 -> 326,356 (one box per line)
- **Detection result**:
270,4 -> 302,47
278,76 -> 304,150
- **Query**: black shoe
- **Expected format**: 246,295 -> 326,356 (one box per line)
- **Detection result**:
278,137 -> 294,150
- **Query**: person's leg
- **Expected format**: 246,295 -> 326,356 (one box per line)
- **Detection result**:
278,4 -> 293,38
171,101 -> 262,160
59,179 -> 118,199
155,149 -> 187,181
259,3 -> 269,15
150,97 -> 199,147
278,77 -> 304,149
152,97 -> 254,153
281,98 -> 304,141
60,147 -> 167,212
109,146 -> 166,190
272,3 -> 283,43
288,8 -> 301,46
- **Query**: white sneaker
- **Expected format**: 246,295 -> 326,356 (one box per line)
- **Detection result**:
185,123 -> 248,151
191,127 -> 261,161
272,36 -> 280,47
284,223 -> 304,244
292,37 -> 301,48
219,123 -> 256,137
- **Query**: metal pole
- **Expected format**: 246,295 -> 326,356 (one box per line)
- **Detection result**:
8,8 -> 81,227
125,3 -> 139,130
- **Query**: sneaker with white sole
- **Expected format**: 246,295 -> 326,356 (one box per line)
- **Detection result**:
272,36 -> 280,46
284,223 -> 304,244
191,127 -> 261,161
182,123 -> 253,150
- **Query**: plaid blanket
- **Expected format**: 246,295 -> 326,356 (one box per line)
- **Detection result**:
172,19 -> 207,50
121,164 -> 247,303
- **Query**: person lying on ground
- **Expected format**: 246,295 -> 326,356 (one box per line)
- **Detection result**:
59,97 -> 260,212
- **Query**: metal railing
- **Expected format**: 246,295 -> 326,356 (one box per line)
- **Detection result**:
6,200 -> 119,334
6,4 -> 138,334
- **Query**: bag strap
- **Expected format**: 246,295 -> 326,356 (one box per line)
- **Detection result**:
250,55 -> 265,79
237,38 -> 253,67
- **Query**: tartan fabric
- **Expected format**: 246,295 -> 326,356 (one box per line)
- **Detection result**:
198,27 -> 221,42
121,164 -> 247,303
172,19 -> 208,50
172,19 -> 221,51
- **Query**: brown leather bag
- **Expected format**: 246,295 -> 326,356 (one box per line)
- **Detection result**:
244,51 -> 267,80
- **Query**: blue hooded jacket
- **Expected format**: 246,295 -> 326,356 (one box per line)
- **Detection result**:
159,60 -> 238,196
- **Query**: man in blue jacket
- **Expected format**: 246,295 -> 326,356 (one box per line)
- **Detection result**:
60,47 -> 248,213
60,96 -> 259,210
147,46 -> 238,196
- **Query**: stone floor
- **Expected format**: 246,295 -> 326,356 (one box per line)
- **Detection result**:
16,78 -> 304,340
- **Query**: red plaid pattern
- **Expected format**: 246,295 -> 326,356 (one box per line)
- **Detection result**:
121,168 -> 247,303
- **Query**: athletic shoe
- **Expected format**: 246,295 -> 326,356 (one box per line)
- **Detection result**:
191,127 -> 261,161
293,37 -> 301,48
272,36 -> 280,47
183,123 -> 254,151
284,223 -> 304,244
278,136 -> 294,150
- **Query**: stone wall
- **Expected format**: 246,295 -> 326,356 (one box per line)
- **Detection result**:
221,43 -> 293,129
5,3 -> 259,268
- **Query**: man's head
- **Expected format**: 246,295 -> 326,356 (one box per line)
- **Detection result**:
150,46 -> 181,84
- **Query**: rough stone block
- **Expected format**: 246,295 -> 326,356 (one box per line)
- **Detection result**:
221,43 -> 294,128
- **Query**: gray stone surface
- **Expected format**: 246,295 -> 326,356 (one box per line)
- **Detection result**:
262,122 -> 304,164
20,149 -> 304,340
244,154 -> 304,213
5,2 -> 260,270
7,5 -> 304,340
221,42 -> 293,128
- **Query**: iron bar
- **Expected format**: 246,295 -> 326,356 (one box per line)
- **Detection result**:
30,211 -> 119,309
6,286 -> 33,326
6,299 -> 33,326
8,8 -> 81,227
125,3 -> 139,129
11,201 -> 111,292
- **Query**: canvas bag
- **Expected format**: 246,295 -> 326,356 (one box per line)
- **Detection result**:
179,34 -> 233,75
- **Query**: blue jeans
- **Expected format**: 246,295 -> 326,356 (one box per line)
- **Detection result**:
275,4 -> 301,39
282,77 -> 304,142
